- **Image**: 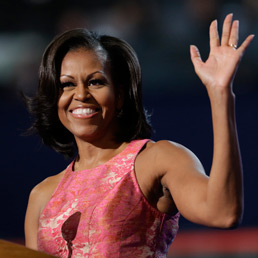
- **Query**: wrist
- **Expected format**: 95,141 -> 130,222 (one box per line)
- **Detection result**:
207,85 -> 235,103
207,86 -> 236,121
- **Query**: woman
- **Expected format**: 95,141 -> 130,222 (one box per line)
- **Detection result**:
25,14 -> 254,257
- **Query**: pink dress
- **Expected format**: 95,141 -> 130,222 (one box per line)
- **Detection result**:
38,139 -> 179,258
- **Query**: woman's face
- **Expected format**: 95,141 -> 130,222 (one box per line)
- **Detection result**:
58,48 -> 121,143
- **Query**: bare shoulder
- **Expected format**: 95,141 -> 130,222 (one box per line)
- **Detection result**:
32,170 -> 65,195
141,140 -> 204,172
136,139 -> 206,189
25,170 -> 65,249
135,140 -> 206,214
144,139 -> 194,154
28,170 -> 66,213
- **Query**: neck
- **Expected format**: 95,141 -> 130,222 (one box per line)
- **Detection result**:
74,137 -> 128,171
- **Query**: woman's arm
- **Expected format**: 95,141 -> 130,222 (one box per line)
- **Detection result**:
24,185 -> 43,250
24,172 -> 64,249
159,14 -> 254,228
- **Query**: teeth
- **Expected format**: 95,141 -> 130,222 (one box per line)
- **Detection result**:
72,108 -> 96,115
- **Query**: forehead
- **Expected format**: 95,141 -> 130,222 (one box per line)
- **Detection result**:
62,47 -> 108,67
62,48 -> 104,63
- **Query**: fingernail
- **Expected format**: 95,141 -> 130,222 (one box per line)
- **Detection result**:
190,45 -> 198,50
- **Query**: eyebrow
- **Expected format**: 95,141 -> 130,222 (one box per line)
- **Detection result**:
60,71 -> 105,78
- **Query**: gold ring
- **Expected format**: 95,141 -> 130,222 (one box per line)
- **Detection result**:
229,43 -> 237,49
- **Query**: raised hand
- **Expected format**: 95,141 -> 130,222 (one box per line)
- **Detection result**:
190,13 -> 254,94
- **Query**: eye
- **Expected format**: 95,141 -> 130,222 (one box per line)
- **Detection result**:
59,81 -> 75,89
88,79 -> 104,86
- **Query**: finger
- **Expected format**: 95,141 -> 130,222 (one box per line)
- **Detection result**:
209,19 -> 220,49
190,45 -> 203,68
221,13 -> 233,46
238,34 -> 255,54
228,20 -> 239,48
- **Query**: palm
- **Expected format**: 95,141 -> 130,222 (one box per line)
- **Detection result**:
191,14 -> 254,92
198,46 -> 240,89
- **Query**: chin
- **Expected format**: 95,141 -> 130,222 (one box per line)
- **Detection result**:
74,130 -> 110,143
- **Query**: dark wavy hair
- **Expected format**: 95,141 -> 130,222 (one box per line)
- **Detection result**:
26,29 -> 152,157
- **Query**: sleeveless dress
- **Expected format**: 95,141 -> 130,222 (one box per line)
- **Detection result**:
38,139 -> 180,258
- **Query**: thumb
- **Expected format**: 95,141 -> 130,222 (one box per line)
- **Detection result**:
190,45 -> 203,69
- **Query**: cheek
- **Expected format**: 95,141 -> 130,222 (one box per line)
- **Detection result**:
58,92 -> 71,109
57,93 -> 70,121
97,88 -> 116,111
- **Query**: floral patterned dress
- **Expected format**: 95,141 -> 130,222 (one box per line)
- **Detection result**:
38,139 -> 179,258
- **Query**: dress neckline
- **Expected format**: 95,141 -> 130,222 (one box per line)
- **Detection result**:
69,140 -> 140,173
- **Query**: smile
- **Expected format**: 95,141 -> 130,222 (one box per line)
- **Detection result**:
72,108 -> 97,115
70,107 -> 99,118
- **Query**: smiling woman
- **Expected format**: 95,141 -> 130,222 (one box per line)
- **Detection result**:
24,14 -> 254,258
25,29 -> 152,158
58,49 -> 118,144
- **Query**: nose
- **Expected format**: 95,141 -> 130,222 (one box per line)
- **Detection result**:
74,84 -> 90,102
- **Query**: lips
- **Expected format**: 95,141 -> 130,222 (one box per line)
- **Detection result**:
70,107 -> 100,118
72,108 -> 97,115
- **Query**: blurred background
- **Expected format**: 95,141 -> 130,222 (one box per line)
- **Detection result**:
0,0 -> 257,257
